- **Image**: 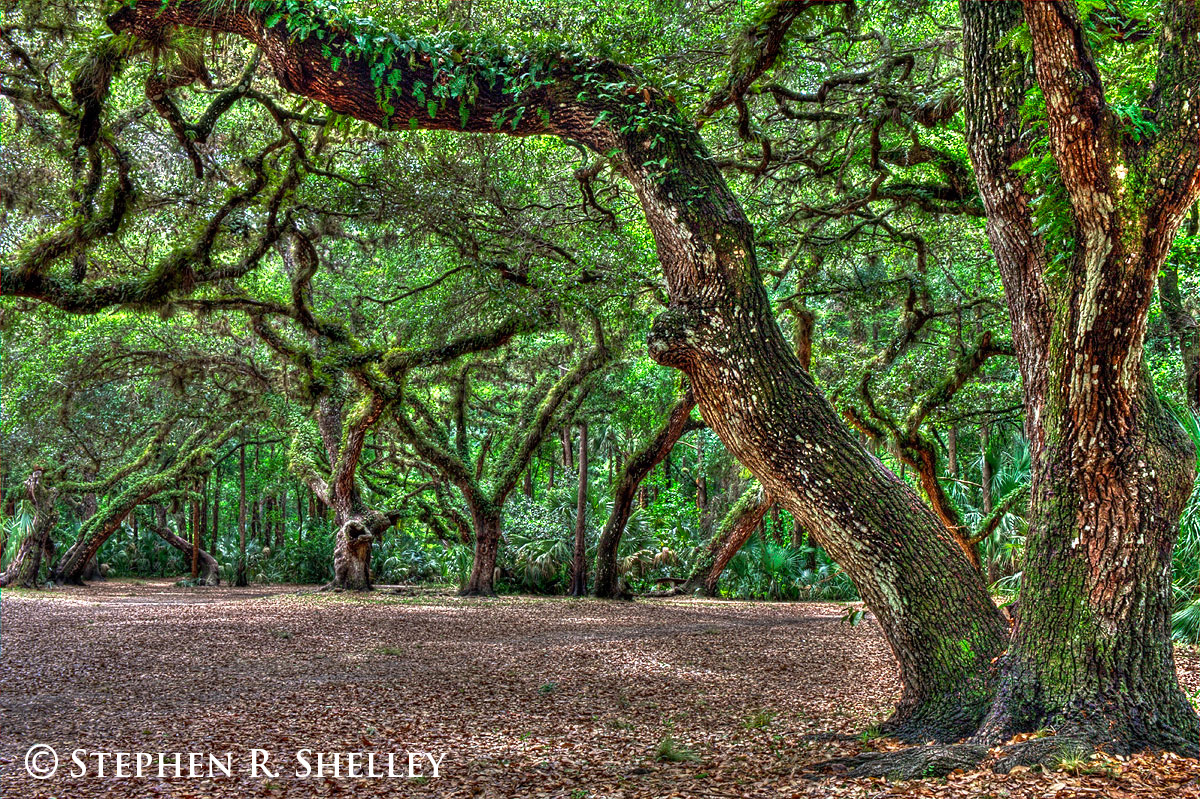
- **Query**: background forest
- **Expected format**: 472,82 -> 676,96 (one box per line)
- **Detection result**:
1,0 -> 1198,644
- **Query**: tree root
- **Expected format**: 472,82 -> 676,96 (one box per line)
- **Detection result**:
814,733 -> 1123,781
990,736 -> 1093,774
825,744 -> 990,779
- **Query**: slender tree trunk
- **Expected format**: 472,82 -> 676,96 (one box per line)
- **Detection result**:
211,462 -> 220,556
277,484 -> 286,551
683,484 -> 769,596
570,422 -> 589,596
236,442 -> 247,587
199,473 -> 208,569
1159,207 -> 1200,410
190,488 -> 200,579
979,418 -> 992,514
947,425 -> 959,478
561,427 -> 574,471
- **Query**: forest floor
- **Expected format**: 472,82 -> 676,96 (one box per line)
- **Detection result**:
1,579 -> 1197,799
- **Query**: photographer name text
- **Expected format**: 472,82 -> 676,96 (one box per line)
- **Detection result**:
24,744 -> 445,780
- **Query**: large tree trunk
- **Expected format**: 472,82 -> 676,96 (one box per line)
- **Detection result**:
331,510 -> 374,591
593,389 -> 698,598
962,0 -> 1200,756
682,484 -> 769,596
315,391 -> 394,591
977,387 -> 1197,753
570,422 -> 589,597
112,1 -> 1010,739
462,508 -> 502,596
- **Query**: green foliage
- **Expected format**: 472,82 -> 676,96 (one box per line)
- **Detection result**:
1169,402 -> 1200,644
723,536 -> 857,602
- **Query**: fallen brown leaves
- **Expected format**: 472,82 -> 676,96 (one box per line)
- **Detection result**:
0,580 -> 1196,798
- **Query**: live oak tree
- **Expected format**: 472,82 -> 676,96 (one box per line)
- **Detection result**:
51,421 -> 236,583
957,0 -> 1200,755
0,468 -> 59,588
102,0 -> 1009,738
4,0 -> 1196,761
231,229 -> 558,590
391,319 -> 610,595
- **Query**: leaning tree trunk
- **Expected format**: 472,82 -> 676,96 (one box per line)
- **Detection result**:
150,509 -> 220,585
53,493 -> 150,584
53,426 -> 232,584
682,484 -> 769,597
594,389 -> 698,598
962,0 -> 1200,757
112,1 -> 1009,739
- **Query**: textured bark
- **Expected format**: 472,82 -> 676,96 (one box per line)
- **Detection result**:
0,471 -> 58,589
330,508 -> 390,591
462,510 -> 502,596
962,0 -> 1200,755
593,389 -> 699,598
569,422 -> 589,597
113,1 -> 1008,738
682,483 -> 769,596
310,391 -> 394,591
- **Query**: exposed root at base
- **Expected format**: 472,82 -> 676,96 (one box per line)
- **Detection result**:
815,734 -> 1129,781
823,744 -> 990,779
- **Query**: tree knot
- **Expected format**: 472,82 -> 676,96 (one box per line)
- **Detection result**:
648,303 -> 724,369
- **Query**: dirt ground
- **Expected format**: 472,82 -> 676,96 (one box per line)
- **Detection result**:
1,579 -> 1197,798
